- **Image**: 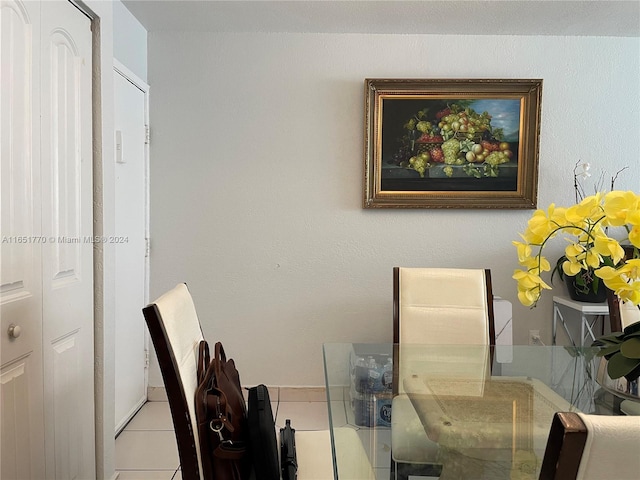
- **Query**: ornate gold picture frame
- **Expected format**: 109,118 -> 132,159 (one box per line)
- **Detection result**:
363,79 -> 542,209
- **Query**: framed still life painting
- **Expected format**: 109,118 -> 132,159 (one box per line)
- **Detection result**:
363,79 -> 543,209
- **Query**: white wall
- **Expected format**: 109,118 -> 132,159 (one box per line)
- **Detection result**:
113,0 -> 147,82
148,32 -> 640,387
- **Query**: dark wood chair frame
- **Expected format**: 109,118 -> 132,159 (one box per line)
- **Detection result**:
539,412 -> 588,480
607,289 -> 625,333
143,289 -> 203,480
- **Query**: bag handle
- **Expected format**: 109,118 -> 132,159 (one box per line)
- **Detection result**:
213,341 -> 228,378
197,340 -> 210,382
214,341 -> 227,364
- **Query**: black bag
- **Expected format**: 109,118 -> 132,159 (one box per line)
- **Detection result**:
195,341 -> 250,480
247,384 -> 280,480
280,419 -> 298,480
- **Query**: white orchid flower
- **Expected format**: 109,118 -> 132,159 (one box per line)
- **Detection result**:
578,162 -> 591,180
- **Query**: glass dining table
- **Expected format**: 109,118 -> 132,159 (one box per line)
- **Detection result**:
322,343 -> 624,480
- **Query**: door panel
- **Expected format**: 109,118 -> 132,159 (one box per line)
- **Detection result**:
1,356 -> 39,479
51,333 -> 83,479
0,1 -> 45,478
50,32 -> 83,283
40,1 -> 94,478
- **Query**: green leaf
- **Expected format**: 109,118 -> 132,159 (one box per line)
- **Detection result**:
620,337 -> 640,359
592,333 -> 624,346
601,256 -> 615,268
606,352 -> 640,379
625,364 -> 640,382
597,344 -> 622,357
624,321 -> 640,335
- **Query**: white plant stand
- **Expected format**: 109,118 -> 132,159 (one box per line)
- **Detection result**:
552,295 -> 610,347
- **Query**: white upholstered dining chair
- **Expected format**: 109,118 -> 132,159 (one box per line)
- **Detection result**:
144,283 -> 373,480
539,411 -> 640,480
143,283 -> 206,479
391,267 -> 496,479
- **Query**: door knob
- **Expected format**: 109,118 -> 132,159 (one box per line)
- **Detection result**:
8,324 -> 21,339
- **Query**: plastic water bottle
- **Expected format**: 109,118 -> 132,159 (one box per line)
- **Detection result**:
382,357 -> 393,391
367,356 -> 380,392
353,356 -> 368,393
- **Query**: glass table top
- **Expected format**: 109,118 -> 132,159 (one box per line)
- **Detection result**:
322,343 -> 622,480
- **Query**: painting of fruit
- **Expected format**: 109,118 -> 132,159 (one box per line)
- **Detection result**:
364,79 -> 542,209
382,98 -> 520,188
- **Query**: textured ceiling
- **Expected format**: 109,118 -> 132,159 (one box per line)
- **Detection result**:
122,0 -> 640,36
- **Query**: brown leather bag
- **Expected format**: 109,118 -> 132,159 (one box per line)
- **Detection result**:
195,341 -> 250,480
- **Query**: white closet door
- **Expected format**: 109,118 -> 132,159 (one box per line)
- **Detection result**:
39,1 -> 94,478
0,1 -> 45,479
1,1 -> 93,478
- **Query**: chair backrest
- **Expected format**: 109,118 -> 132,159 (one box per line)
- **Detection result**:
143,283 -> 205,480
607,289 -> 640,332
393,267 -> 496,345
392,268 -> 496,394
539,411 -> 640,480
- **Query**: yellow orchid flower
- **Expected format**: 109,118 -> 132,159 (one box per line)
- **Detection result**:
525,205 -> 563,244
520,257 -> 542,270
517,287 -> 538,307
513,270 -> 551,307
627,208 -> 640,226
565,194 -> 602,224
602,191 -> 640,227
585,250 -> 602,268
593,235 -> 625,263
513,270 -> 551,290
514,187 -> 639,308
512,241 -> 532,263
596,259 -> 640,298
629,226 -> 640,249
617,258 -> 640,280
562,259 -> 583,276
565,243 -> 584,260
594,265 -> 620,281
518,257 -> 551,274
549,206 -> 568,226
616,283 -> 640,305
537,256 -> 551,272
596,267 -> 640,303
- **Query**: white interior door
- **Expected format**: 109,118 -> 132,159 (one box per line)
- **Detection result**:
39,1 -> 94,477
113,64 -> 149,434
1,1 -> 45,478
1,1 -> 94,479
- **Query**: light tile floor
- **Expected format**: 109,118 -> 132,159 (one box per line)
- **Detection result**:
115,389 -> 390,479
